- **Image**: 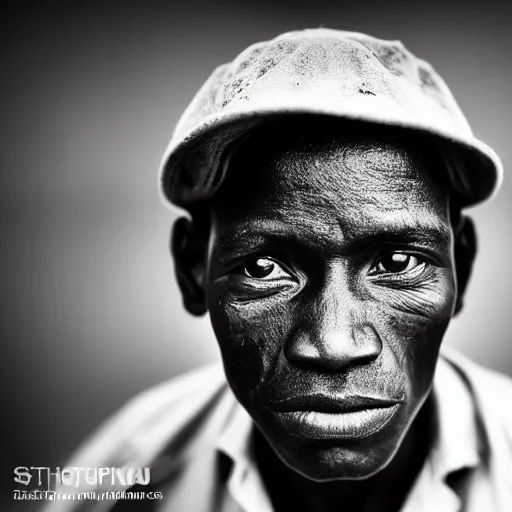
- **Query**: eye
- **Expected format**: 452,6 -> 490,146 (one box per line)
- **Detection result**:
372,252 -> 424,274
243,258 -> 289,280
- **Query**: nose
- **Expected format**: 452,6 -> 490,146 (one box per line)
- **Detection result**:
285,269 -> 382,372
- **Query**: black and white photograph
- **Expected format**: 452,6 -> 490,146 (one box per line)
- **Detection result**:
2,1 -> 512,511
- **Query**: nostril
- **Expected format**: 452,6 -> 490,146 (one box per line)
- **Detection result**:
353,324 -> 383,360
284,323 -> 382,372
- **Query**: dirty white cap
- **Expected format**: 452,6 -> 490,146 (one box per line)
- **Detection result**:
159,28 -> 502,210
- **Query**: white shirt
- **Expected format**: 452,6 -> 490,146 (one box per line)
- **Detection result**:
44,348 -> 512,511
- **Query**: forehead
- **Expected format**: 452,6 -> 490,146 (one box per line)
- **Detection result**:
210,120 -> 451,241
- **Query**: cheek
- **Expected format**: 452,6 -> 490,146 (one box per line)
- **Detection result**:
368,269 -> 455,377
207,289 -> 292,403
359,272 -> 455,414
371,303 -> 451,404
369,269 -> 457,320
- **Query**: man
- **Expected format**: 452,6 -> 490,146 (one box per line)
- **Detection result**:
48,29 -> 512,511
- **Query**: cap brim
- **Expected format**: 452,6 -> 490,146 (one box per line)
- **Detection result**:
160,106 -> 502,210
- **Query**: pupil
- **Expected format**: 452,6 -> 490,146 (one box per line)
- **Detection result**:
383,253 -> 409,272
246,259 -> 274,278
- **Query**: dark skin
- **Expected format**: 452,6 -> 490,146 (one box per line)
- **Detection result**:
171,120 -> 476,512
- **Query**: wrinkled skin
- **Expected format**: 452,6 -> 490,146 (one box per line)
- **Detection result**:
172,120 -> 475,510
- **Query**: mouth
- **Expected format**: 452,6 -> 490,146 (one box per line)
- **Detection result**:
263,394 -> 403,440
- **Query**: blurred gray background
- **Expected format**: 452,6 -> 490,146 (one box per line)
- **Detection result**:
1,0 -> 511,506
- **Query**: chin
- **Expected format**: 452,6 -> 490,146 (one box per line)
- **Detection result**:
254,405 -> 412,482
273,438 -> 400,482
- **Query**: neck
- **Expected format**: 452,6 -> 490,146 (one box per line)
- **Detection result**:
254,393 -> 436,512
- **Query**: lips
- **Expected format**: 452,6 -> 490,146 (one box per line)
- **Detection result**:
265,394 -> 402,413
262,394 -> 403,440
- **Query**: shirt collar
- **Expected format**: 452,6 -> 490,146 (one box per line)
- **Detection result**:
429,353 -> 480,479
216,397 -> 255,467
216,395 -> 275,512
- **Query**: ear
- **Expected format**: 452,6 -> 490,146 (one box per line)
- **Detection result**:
170,216 -> 208,316
453,215 -> 477,315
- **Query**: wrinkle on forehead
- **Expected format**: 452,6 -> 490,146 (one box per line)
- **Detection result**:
212,130 -> 451,243
270,140 -> 446,212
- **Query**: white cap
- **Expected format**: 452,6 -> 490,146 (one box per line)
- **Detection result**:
159,28 -> 502,209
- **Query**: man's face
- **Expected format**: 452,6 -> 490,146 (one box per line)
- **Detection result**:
204,127 -> 457,481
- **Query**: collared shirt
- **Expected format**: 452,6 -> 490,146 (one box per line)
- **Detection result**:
44,348 -> 512,512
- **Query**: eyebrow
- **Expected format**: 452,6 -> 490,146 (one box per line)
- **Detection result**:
214,217 -> 452,262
